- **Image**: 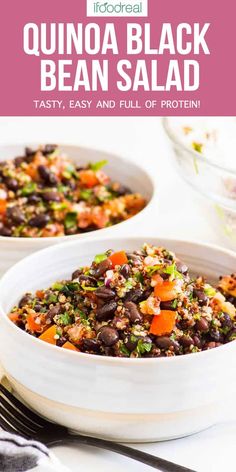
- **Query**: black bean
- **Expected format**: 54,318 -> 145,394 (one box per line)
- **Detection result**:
78,275 -> 97,286
193,335 -> 201,348
18,294 -> 32,308
28,214 -> 50,228
125,288 -> 143,303
93,258 -> 112,278
125,335 -> 138,352
180,335 -> 194,347
28,194 -> 41,204
4,177 -> 19,191
96,301 -> 117,321
221,313 -> 233,329
176,260 -> 188,274
81,338 -> 101,353
98,326 -> 119,346
38,165 -> 58,185
209,328 -> 221,342
42,191 -> 61,202
34,304 -> 43,312
0,224 -> 12,236
56,336 -> 68,347
193,289 -> 208,305
155,337 -> 173,349
43,144 -> 57,155
124,301 -> 143,323
14,156 -> 25,167
195,317 -> 209,332
127,253 -> 142,265
7,206 -> 25,225
160,300 -> 177,311
115,184 -> 132,196
47,306 -> 61,320
120,264 -> 130,278
25,147 -> 35,157
95,287 -> 116,300
72,269 -> 83,280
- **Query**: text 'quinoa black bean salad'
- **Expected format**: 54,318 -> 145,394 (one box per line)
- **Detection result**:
9,244 -> 236,357
0,145 -> 146,237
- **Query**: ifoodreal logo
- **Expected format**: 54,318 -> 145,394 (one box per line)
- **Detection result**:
87,0 -> 148,17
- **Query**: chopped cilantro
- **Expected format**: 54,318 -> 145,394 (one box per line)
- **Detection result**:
171,299 -> 178,309
204,286 -> 216,297
136,339 -> 152,355
94,253 -> 107,264
46,294 -> 58,304
81,284 -> 97,292
134,272 -> 144,284
20,182 -> 37,196
64,212 -> 78,230
58,312 -> 73,326
120,344 -> 130,356
163,263 -> 183,280
125,280 -> 133,290
80,189 -> 92,201
89,160 -> 108,171
50,202 -> 68,211
52,282 -> 64,291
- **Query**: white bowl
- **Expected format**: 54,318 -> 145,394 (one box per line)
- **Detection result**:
0,237 -> 236,442
0,144 -> 155,276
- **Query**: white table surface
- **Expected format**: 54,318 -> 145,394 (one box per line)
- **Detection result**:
0,117 -> 235,472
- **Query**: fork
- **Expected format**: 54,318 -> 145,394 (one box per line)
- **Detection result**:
0,384 -> 196,472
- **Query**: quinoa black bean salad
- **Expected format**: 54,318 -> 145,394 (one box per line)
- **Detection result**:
0,145 -> 146,237
9,243 -> 236,357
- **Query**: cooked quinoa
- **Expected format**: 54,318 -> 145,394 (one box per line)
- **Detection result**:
0,145 -> 146,237
9,244 -> 236,357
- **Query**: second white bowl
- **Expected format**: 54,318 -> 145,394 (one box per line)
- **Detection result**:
0,237 -> 235,442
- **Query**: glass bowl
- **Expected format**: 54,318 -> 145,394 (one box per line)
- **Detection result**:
162,117 -> 236,249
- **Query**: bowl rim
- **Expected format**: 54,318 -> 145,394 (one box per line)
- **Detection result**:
0,235 -> 236,366
0,142 -> 156,244
162,117 -> 236,176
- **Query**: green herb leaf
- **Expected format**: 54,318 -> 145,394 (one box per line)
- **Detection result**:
89,160 -> 108,172
58,312 -> 73,326
120,344 -> 130,356
52,282 -> 64,291
94,253 -> 107,264
192,142 -> 203,153
134,272 -> 144,284
65,212 -> 78,230
171,299 -> 178,309
20,182 -> 37,196
204,285 -> 216,297
136,339 -> 152,355
80,189 -> 93,201
81,284 -> 97,292
50,202 -> 68,211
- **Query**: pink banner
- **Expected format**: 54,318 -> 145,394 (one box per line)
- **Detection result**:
0,0 -> 235,116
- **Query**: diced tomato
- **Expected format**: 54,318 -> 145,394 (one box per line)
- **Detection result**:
149,310 -> 176,336
92,207 -> 109,229
36,290 -> 45,300
25,165 -> 38,180
9,312 -> 20,323
39,325 -> 57,344
109,251 -> 128,267
0,200 -> 7,215
27,314 -> 43,333
79,170 -> 99,188
62,341 -> 79,352
154,280 -> 179,301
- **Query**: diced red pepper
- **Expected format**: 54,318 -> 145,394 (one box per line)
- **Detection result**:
79,170 -> 99,188
39,325 -> 57,344
62,341 -> 79,352
109,251 -> 128,267
154,280 -> 179,301
149,310 -> 176,336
